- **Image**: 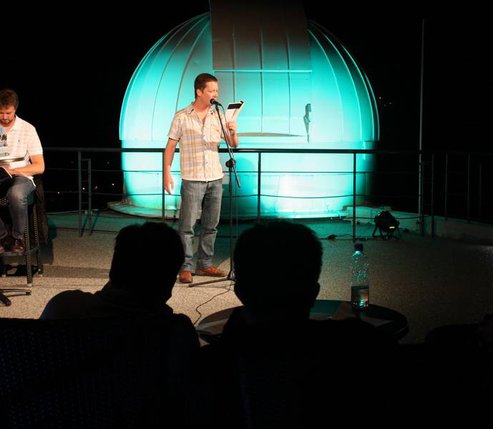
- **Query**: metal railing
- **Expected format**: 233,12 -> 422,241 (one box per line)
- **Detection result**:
43,147 -> 493,237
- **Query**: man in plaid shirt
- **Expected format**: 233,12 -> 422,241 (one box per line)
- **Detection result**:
164,73 -> 239,284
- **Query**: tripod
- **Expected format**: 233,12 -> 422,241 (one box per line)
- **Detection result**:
189,102 -> 240,287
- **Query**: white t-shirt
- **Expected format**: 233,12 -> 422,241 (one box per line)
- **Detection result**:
1,115 -> 43,180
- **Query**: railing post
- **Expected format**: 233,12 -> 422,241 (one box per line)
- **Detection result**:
478,162 -> 483,221
466,154 -> 471,223
87,158 -> 92,234
161,149 -> 166,222
444,154 -> 449,219
430,153 -> 435,238
77,151 -> 82,237
352,152 -> 357,241
257,153 -> 262,221
418,152 -> 425,236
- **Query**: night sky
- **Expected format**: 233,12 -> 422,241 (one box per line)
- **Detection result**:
4,3 -> 492,153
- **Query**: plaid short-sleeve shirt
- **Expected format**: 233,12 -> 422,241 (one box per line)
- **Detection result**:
168,104 -> 225,182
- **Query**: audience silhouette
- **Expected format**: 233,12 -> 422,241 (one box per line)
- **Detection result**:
41,221 -> 189,319
419,313 -> 493,420
39,221 -> 200,428
196,220 -> 398,428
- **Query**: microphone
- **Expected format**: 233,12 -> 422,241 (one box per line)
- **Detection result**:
210,98 -> 222,107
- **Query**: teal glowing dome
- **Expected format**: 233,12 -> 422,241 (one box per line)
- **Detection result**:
117,2 -> 379,218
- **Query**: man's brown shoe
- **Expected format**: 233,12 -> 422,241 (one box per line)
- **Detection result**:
178,271 -> 193,284
195,266 -> 227,277
11,239 -> 25,254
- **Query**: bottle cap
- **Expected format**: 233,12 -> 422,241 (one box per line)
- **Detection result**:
354,242 -> 363,251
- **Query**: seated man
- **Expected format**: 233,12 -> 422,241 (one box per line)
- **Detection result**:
197,220 -> 399,428
0,88 -> 45,254
39,221 -> 200,428
41,221 -> 196,325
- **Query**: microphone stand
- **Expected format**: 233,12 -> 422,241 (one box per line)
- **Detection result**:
189,101 -> 240,287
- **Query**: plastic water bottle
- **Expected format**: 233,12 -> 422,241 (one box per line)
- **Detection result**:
351,242 -> 369,310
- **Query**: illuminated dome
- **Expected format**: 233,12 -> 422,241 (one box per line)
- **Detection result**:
116,1 -> 379,218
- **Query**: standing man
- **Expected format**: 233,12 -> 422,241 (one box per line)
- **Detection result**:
164,73 -> 239,284
0,89 -> 44,254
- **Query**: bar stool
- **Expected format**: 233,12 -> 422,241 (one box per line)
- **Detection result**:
0,191 -> 43,295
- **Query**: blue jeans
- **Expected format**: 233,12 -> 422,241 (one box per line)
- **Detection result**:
179,179 -> 223,271
0,176 -> 35,240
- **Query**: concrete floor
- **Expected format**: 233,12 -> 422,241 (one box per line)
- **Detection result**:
1,210 -> 493,345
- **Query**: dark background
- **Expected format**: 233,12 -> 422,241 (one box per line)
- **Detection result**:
4,4 -> 492,217
5,4 -> 491,152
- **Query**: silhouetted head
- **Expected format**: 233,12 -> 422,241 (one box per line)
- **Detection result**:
233,220 -> 322,320
109,222 -> 184,301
